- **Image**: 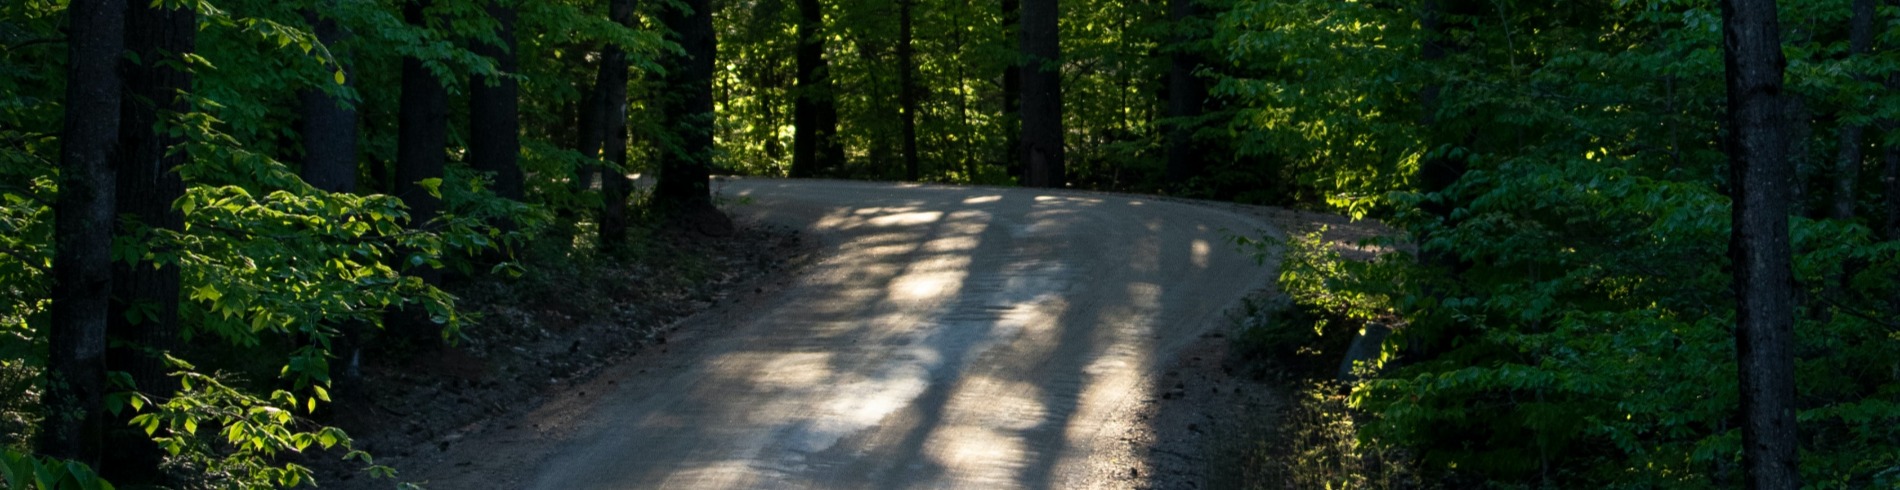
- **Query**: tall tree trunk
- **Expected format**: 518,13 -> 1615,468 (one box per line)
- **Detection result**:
1018,0 -> 1064,188
1832,0 -> 1876,220
102,1 -> 192,482
470,2 -> 523,202
1002,0 -> 1021,180
572,75 -> 606,192
300,8 -> 358,194
1163,0 -> 1206,191
395,0 -> 447,342
898,0 -> 921,181
297,6 -> 366,389
1721,0 -> 1801,487
655,0 -> 733,235
1787,97 -> 1815,217
598,0 -> 634,250
42,0 -> 124,465
792,0 -> 840,178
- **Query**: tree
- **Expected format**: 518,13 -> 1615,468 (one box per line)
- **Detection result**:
654,0 -> 734,234
1832,0 -> 1875,221
1162,0 -> 1206,190
1721,0 -> 1801,486
791,0 -> 841,178
1001,0 -> 1022,180
300,8 -> 359,194
1018,0 -> 1063,187
102,0 -> 193,482
470,2 -> 524,203
42,0 -> 124,465
897,0 -> 920,181
598,0 -> 634,250
395,0 -> 448,344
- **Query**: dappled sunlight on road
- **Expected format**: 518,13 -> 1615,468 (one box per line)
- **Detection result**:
526,180 -> 1274,489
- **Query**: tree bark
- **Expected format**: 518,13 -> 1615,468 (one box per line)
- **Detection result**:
42,0 -> 124,465
101,0 -> 192,482
1163,0 -> 1206,190
397,0 -> 447,231
470,2 -> 523,202
791,0 -> 841,178
1832,0 -> 1876,221
1002,0 -> 1021,180
1018,0 -> 1064,188
598,0 -> 634,250
300,8 -> 358,194
395,0 -> 446,342
654,0 -> 733,235
1721,0 -> 1801,487
898,0 -> 921,181
572,75 -> 607,192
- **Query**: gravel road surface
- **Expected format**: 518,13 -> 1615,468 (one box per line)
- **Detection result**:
408,179 -> 1281,489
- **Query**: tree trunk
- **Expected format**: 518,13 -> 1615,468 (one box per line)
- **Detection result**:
572,75 -> 606,192
470,2 -> 523,202
1002,0 -> 1022,180
1720,0 -> 1801,488
655,0 -> 733,235
397,0 -> 447,231
300,8 -> 358,194
395,0 -> 447,342
1787,97 -> 1815,217
1831,0 -> 1877,220
898,0 -> 921,181
598,0 -> 634,250
1018,0 -> 1064,188
42,0 -> 124,466
101,0 -> 192,482
1163,0 -> 1206,190
792,0 -> 841,178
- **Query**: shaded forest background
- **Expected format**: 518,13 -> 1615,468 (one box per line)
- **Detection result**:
3,0 -> 1899,487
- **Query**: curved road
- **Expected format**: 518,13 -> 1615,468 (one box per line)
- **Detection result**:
421,179 -> 1278,489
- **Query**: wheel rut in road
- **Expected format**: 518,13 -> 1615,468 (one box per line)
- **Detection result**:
412,179 -> 1280,489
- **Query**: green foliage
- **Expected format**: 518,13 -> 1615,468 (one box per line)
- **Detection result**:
3,0 -> 557,486
0,449 -> 115,490
1236,0 -> 1900,486
1247,384 -> 1423,490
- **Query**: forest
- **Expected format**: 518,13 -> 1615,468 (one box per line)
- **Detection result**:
2,0 -> 1898,487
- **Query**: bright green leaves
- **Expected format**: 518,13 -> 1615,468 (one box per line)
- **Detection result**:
113,370 -> 398,489
0,449 -> 116,490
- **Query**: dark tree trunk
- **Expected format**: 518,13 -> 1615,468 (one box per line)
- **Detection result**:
598,0 -> 634,250
655,0 -> 733,235
573,75 -> 606,192
300,8 -> 358,194
102,1 -> 192,482
1721,0 -> 1801,487
470,2 -> 523,202
394,0 -> 446,343
1831,0 -> 1877,220
42,0 -> 124,465
898,0 -> 920,181
1832,0 -> 1877,220
296,5 -> 367,392
1002,0 -> 1021,180
1886,131 -> 1900,239
1018,0 -> 1064,188
1163,0 -> 1206,190
1787,97 -> 1815,217
792,0 -> 841,178
397,0 -> 447,231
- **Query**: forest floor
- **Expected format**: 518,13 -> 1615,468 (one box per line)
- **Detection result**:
305,219 -> 819,487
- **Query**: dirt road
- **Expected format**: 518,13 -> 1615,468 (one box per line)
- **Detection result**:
402,179 -> 1281,489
